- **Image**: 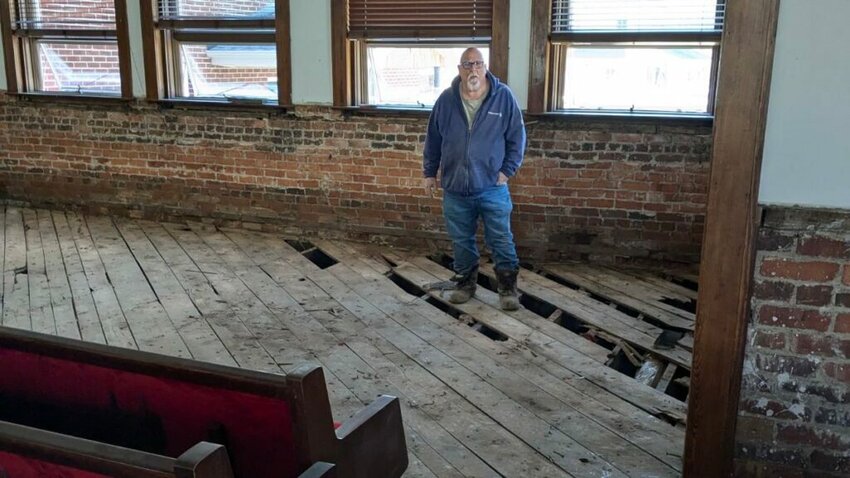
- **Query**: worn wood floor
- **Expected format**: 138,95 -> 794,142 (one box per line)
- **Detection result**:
0,206 -> 699,478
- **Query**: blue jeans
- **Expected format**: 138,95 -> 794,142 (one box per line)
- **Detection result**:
443,184 -> 519,275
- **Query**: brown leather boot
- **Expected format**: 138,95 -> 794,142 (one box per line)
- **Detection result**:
449,267 -> 478,304
496,268 -> 520,311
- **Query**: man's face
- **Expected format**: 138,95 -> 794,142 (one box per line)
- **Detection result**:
458,51 -> 486,93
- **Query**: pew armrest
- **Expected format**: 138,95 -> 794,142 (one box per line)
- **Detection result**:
334,395 -> 407,478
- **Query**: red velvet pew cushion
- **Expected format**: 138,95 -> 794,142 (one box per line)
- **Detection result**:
0,349 -> 298,478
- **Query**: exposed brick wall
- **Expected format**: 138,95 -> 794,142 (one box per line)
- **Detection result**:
0,93 -> 711,262
735,206 -> 850,477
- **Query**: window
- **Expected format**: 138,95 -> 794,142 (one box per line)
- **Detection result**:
530,0 -> 725,116
142,0 -> 291,105
0,0 -> 131,97
332,0 -> 508,108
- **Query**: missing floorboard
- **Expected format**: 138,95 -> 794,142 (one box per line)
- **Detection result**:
284,239 -> 338,269
302,248 -> 338,269
385,270 -> 509,342
659,297 -> 697,314
284,239 -> 314,252
535,269 -> 688,332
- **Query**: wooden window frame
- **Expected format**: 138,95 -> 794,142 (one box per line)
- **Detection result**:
140,0 -> 292,107
331,0 -> 509,109
528,0 -> 722,116
0,0 -> 132,99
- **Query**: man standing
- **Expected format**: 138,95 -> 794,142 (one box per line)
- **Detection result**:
423,47 -> 526,310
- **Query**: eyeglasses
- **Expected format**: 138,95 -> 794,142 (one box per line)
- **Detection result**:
460,60 -> 485,70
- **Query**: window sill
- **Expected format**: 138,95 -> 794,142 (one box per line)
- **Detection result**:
526,110 -> 713,127
335,105 -> 432,118
158,98 -> 291,113
8,92 -> 132,106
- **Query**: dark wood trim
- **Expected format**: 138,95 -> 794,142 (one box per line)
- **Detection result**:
275,0 -> 292,106
0,0 -> 21,92
171,31 -> 275,43
156,19 -> 275,29
551,30 -> 722,43
707,44 -> 721,114
6,91 -> 130,105
140,0 -> 162,100
527,0 -> 550,114
346,29 -> 492,40
488,0 -> 509,81
330,0 -> 350,106
114,0 -> 133,99
684,0 -> 780,476
11,29 -> 117,39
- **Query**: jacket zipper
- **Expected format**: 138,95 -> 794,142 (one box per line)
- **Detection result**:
464,90 -> 492,195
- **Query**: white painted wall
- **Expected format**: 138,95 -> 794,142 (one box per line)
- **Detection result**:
507,0 -> 531,109
759,0 -> 850,209
126,0 -> 146,97
290,0 -> 334,104
0,30 -> 6,91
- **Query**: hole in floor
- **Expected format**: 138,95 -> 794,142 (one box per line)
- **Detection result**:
660,297 -> 697,314
284,239 -> 314,253
302,247 -> 338,269
385,271 -> 510,342
469,320 -> 508,341
385,271 -> 430,298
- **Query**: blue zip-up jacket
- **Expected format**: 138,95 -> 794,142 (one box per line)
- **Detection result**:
423,71 -> 526,196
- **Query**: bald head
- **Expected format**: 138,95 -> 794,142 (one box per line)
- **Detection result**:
458,48 -> 488,97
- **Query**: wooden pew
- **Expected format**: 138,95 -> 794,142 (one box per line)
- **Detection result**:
0,326 -> 407,478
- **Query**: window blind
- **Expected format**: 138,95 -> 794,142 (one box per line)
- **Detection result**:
348,0 -> 493,39
14,0 -> 116,30
551,0 -> 725,34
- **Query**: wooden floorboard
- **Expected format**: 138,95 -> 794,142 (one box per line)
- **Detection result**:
0,209 -> 687,477
319,242 -> 684,469
541,263 -> 696,331
2,207 -> 29,330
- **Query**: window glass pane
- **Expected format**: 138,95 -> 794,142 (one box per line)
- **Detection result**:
160,0 -> 274,19
36,41 -> 121,94
365,46 -> 489,107
177,43 -> 277,101
16,0 -> 115,29
561,0 -> 721,32
561,46 -> 712,113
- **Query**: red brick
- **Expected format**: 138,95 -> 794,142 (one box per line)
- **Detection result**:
733,460 -> 804,478
754,331 -> 786,349
844,266 -> 850,286
810,450 -> 850,475
776,424 -> 849,450
795,285 -> 833,306
798,235 -> 850,258
793,334 -> 850,358
835,293 -> 850,308
741,398 -> 810,420
753,280 -> 794,301
824,362 -> 850,383
758,305 -> 831,332
836,314 -> 850,334
760,259 -> 840,282
756,354 -> 818,377
757,230 -> 796,252
734,415 -> 777,442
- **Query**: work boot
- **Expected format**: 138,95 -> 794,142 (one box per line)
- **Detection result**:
449,267 -> 478,304
496,268 -> 520,311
